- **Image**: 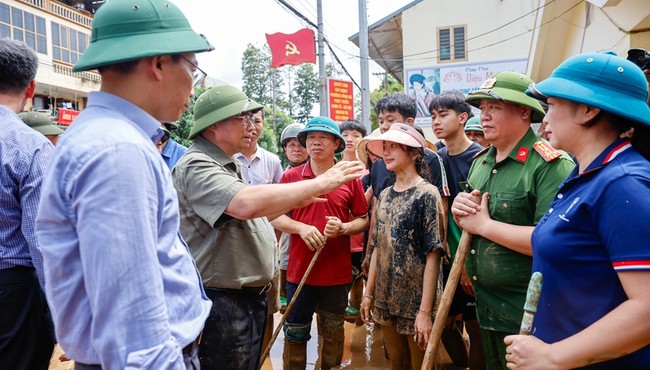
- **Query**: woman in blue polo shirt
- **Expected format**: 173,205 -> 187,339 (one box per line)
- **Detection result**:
503,52 -> 650,369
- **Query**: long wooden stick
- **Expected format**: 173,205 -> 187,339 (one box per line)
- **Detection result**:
519,272 -> 543,335
260,247 -> 323,364
421,230 -> 473,370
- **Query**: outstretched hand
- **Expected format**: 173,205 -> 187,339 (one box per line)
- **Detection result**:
319,160 -> 365,191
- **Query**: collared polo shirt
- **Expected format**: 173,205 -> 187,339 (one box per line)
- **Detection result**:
464,128 -> 574,333
531,139 -> 650,368
281,161 -> 368,286
173,136 -> 276,289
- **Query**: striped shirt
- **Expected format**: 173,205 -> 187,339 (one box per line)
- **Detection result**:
0,105 -> 53,287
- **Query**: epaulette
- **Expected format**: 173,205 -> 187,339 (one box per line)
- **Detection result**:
533,141 -> 562,162
472,146 -> 490,159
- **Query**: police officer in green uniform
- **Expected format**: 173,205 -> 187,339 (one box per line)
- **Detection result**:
451,71 -> 574,370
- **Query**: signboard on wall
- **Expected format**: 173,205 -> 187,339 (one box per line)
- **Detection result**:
327,78 -> 354,122
58,108 -> 80,126
405,58 -> 528,124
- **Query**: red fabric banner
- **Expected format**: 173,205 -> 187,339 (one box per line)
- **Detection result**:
265,28 -> 316,68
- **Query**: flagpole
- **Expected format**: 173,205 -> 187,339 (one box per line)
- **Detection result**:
317,0 -> 327,116
359,0 -> 370,133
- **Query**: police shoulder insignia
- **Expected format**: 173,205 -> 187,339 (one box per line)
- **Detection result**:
533,141 -> 562,162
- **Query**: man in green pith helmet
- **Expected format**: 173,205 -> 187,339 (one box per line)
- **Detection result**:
465,116 -> 490,148
35,0 -> 214,368
274,117 -> 369,369
451,71 -> 574,370
173,87 -> 365,370
19,111 -> 64,145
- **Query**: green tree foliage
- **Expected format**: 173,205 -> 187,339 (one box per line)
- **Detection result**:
242,44 -> 288,111
292,63 -> 319,123
258,108 -> 279,155
241,44 -> 270,107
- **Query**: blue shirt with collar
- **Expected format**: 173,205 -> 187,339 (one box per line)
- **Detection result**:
532,139 -> 650,368
0,105 -> 53,287
36,91 -> 211,370
161,138 -> 187,169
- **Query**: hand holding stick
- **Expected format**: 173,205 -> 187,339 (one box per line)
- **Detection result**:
421,230 -> 473,370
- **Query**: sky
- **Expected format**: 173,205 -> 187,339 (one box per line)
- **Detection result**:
173,0 -> 412,91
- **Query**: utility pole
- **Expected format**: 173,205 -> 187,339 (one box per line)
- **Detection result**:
317,0 -> 327,116
359,0 -> 371,133
373,71 -> 389,92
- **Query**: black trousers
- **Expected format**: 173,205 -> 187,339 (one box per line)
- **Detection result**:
201,287 -> 268,370
0,266 -> 55,370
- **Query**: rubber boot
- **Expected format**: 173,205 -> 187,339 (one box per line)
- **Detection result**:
283,322 -> 311,370
318,310 -> 344,370
282,340 -> 307,370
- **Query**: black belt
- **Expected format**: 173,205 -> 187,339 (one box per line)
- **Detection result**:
182,332 -> 202,355
0,266 -> 36,281
207,282 -> 272,295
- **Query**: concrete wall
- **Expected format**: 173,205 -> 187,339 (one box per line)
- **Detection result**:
401,0 -> 540,70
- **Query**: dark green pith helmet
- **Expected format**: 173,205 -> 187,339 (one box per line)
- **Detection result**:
73,0 -> 213,72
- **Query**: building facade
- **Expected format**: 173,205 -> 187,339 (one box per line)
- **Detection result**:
1,0 -> 100,123
351,0 -> 649,122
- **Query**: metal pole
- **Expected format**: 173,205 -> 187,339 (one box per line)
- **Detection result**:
317,0 -> 327,117
358,0 -> 371,133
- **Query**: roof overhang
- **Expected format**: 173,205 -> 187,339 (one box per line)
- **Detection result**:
349,0 -> 422,84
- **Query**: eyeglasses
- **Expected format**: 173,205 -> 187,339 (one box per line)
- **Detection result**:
237,113 -> 255,127
179,55 -> 208,86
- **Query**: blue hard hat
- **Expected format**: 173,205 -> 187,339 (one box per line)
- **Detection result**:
527,51 -> 650,128
297,116 -> 346,153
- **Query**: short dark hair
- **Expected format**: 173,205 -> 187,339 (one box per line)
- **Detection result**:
339,119 -> 367,137
429,90 -> 474,119
374,93 -> 417,120
0,38 -> 38,95
97,59 -> 140,74
97,54 -> 183,75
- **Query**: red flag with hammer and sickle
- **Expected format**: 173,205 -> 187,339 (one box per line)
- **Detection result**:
265,28 -> 316,68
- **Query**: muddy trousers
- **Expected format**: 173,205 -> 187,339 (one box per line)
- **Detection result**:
283,319 -> 310,369
282,311 -> 345,370
283,283 -> 348,370
318,310 -> 345,369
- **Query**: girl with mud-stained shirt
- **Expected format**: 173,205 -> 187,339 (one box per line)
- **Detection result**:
360,123 -> 444,370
